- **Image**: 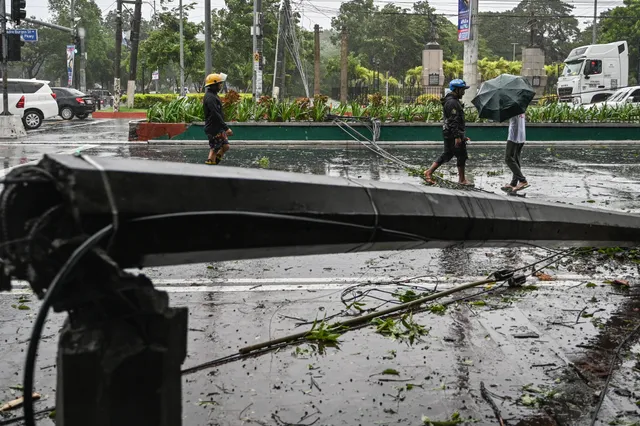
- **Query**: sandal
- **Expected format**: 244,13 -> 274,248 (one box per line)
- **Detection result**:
205,159 -> 215,165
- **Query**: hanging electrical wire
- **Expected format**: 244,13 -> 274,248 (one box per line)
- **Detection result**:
283,0 -> 311,97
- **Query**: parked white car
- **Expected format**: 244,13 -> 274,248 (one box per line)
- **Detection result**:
0,79 -> 59,130
583,86 -> 640,109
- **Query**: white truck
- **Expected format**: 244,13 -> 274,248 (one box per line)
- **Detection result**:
557,41 -> 628,105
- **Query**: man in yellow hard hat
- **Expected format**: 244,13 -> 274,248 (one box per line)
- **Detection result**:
203,72 -> 232,165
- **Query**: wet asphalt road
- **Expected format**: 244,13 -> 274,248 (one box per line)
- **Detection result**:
0,123 -> 639,425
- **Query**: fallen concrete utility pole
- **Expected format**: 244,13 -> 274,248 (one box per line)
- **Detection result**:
0,154 -> 639,426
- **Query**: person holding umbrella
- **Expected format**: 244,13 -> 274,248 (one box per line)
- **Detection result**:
502,113 -> 529,192
470,74 -> 535,193
423,79 -> 473,186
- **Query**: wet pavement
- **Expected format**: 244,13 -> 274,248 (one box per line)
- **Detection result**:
0,142 -> 639,425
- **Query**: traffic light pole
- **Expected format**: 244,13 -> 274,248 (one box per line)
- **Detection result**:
1,0 -> 9,116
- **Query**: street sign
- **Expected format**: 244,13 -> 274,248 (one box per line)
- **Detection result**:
152,70 -> 159,81
7,29 -> 38,42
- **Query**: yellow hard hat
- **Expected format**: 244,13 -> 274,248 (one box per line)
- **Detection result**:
205,73 -> 227,86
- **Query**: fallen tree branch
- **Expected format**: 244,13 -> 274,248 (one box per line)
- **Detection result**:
238,278 -> 496,354
480,382 -> 505,426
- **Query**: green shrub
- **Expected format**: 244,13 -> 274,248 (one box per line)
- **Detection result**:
538,94 -> 559,106
416,94 -> 442,105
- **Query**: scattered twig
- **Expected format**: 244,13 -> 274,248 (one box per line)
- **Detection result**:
576,306 -> 588,324
531,363 -> 556,368
376,378 -> 415,382
239,403 -> 253,420
0,393 -> 41,412
280,315 -> 308,322
549,321 -> 575,329
272,411 -> 320,426
589,323 -> 640,426
215,384 -> 233,394
309,376 -> 322,392
480,382 -> 505,426
250,284 -> 263,290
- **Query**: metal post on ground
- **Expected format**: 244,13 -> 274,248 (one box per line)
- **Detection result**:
512,43 -> 518,61
204,0 -> 211,76
1,0 -> 9,115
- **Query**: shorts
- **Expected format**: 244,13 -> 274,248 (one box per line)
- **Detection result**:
208,132 -> 229,151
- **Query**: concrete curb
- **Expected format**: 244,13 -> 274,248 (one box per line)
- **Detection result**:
146,139 -> 640,147
1,139 -> 639,147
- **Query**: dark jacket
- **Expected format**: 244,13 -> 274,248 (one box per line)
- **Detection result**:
203,88 -> 228,136
441,92 -> 465,139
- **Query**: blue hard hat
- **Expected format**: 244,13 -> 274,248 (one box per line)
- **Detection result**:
449,79 -> 470,91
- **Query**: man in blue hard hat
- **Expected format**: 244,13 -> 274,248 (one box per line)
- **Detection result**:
424,79 -> 472,186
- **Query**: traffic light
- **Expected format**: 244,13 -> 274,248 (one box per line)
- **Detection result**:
11,0 -> 27,25
0,34 -> 22,61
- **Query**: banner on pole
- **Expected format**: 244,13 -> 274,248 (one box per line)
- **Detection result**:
152,70 -> 159,81
457,0 -> 471,42
66,45 -> 76,87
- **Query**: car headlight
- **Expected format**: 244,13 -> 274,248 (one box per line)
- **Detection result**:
572,97 -> 581,105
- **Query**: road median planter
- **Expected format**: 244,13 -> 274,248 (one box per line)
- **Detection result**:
128,121 -> 640,143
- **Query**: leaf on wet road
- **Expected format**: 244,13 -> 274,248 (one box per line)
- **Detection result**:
534,272 -> 554,281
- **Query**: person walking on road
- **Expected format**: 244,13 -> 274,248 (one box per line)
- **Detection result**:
502,113 -> 529,192
203,73 -> 232,165
424,79 -> 473,186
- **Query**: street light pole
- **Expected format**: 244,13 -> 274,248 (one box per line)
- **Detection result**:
179,0 -> 184,96
512,43 -> 518,61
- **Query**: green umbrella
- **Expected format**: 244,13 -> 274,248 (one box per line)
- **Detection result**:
471,74 -> 535,122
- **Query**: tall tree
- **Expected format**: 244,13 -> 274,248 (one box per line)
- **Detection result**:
478,0 -> 580,63
598,0 -> 640,84
139,9 -> 205,90
330,0 -> 462,78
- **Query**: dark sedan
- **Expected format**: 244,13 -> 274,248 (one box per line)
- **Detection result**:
52,87 -> 96,120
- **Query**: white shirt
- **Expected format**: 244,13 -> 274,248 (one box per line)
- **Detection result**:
508,114 -> 526,143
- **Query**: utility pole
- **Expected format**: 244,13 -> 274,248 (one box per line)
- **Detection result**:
1,0 -> 9,115
204,0 -> 211,75
114,0 -> 123,111
592,0 -> 597,44
313,24 -> 320,96
251,0 -> 263,98
179,0 -> 184,96
512,43 -> 518,61
462,0 -> 478,106
127,0 -> 142,107
271,0 -> 284,99
340,26 -> 347,103
70,0 -> 75,89
78,26 -> 86,93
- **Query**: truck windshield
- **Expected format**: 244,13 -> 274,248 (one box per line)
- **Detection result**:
563,61 -> 583,77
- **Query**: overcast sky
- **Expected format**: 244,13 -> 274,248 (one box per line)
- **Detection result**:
22,0 -> 623,31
